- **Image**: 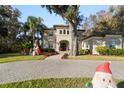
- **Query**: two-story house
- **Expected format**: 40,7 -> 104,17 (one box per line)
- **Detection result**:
43,25 -> 84,52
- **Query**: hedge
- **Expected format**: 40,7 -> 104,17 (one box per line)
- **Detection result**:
40,48 -> 55,52
78,49 -> 91,55
96,46 -> 109,55
96,46 -> 124,56
108,48 -> 124,56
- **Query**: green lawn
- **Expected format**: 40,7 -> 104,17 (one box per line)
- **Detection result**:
0,77 -> 123,88
69,55 -> 124,61
0,53 -> 45,63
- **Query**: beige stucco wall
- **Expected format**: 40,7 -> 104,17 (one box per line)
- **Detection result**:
55,28 -> 72,51
43,30 -> 56,49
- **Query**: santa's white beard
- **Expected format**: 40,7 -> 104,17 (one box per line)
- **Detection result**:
92,80 -> 116,88
92,72 -> 117,88
92,78 -> 107,88
92,79 -> 116,88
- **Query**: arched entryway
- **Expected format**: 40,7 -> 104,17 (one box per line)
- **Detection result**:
59,40 -> 69,51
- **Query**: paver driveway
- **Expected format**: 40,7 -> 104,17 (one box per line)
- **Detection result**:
0,54 -> 124,84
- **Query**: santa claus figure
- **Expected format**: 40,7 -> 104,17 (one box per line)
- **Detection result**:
36,46 -> 41,55
91,61 -> 117,88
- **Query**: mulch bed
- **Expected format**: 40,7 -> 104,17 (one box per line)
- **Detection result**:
42,52 -> 59,58
61,53 -> 69,59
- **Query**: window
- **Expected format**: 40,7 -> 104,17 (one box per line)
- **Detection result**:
63,30 -> 66,34
86,45 -> 89,48
96,40 -> 103,45
48,32 -> 53,36
109,39 -> 116,48
86,42 -> 89,49
67,30 -> 69,34
49,42 -> 53,48
60,30 -> 62,34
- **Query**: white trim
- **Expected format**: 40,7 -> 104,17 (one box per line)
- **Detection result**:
95,72 -> 112,76
82,36 -> 105,42
106,35 -> 122,37
82,35 -> 123,42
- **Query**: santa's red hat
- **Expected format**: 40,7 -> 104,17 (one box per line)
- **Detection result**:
96,61 -> 112,74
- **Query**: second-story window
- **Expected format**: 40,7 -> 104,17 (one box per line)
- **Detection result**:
67,30 -> 69,34
48,32 -> 53,36
60,30 -> 62,34
63,30 -> 66,34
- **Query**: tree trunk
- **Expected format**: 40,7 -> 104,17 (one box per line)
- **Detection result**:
40,32 -> 44,48
73,35 -> 78,56
24,31 -> 26,39
41,35 -> 44,48
69,23 -> 78,56
32,29 -> 35,46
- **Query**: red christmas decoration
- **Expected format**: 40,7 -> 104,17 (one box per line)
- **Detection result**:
96,61 -> 112,74
36,46 -> 41,55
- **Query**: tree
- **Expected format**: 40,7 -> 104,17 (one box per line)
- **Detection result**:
82,17 -> 92,32
85,6 -> 123,33
113,5 -> 124,48
36,18 -> 47,48
27,16 -> 47,47
41,5 -> 83,56
27,16 -> 38,45
114,5 -> 124,32
0,5 -> 11,37
90,10 -> 113,32
20,22 -> 30,39
0,5 -> 21,53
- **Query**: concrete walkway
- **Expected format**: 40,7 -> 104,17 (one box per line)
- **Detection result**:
0,54 -> 124,84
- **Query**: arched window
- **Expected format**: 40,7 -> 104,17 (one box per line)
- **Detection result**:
60,30 -> 62,34
67,30 -> 69,34
63,30 -> 66,34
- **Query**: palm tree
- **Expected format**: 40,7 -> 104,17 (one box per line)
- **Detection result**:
27,16 -> 39,46
19,22 -> 29,40
41,5 -> 83,56
27,16 -> 47,47
36,17 -> 47,48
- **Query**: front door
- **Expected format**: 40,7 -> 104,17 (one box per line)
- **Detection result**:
60,43 -> 66,51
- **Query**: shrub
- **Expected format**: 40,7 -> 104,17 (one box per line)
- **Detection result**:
78,49 -> 85,55
20,41 -> 32,49
96,46 -> 124,56
20,41 -> 32,55
108,48 -> 124,56
40,48 -> 55,53
85,49 -> 91,54
78,49 -> 91,55
96,46 -> 108,55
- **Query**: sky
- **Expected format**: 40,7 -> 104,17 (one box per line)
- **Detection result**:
13,5 -> 109,28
